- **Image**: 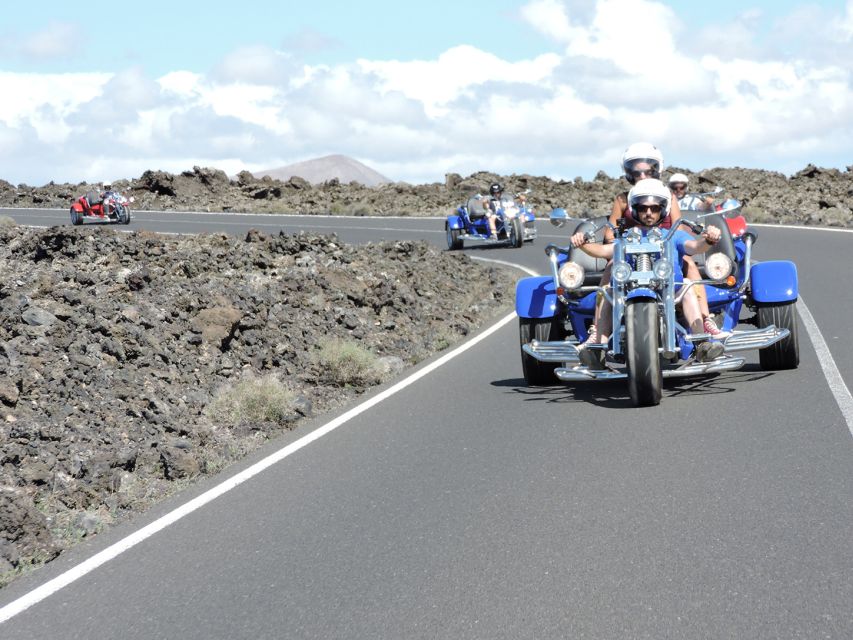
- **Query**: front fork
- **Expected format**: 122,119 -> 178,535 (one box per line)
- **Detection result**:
610,247 -> 677,360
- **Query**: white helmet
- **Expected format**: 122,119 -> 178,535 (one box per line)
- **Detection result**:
628,178 -> 671,224
668,172 -> 689,186
621,142 -> 663,184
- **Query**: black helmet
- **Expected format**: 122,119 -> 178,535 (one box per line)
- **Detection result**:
489,182 -> 503,195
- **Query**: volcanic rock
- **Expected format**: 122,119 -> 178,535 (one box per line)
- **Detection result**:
0,223 -> 514,584
2,164 -> 850,226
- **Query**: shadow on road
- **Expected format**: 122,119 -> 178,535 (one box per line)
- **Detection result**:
455,242 -> 522,253
492,377 -> 631,408
492,366 -> 777,408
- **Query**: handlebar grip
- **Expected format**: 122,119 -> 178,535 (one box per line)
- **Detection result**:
544,243 -> 570,257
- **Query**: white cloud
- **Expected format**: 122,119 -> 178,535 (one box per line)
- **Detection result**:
358,45 -> 562,116
213,45 -> 298,85
0,0 -> 852,186
519,0 -> 576,43
19,21 -> 78,60
282,28 -> 342,55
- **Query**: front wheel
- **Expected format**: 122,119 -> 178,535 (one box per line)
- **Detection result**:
626,299 -> 662,406
509,217 -> 523,248
446,224 -> 462,250
70,207 -> 82,226
757,301 -> 799,370
519,317 -> 561,386
119,205 -> 131,225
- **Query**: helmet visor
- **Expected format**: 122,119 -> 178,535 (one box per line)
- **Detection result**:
630,195 -> 668,217
625,158 -> 661,180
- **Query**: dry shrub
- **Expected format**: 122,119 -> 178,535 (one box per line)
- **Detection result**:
317,338 -> 383,386
207,373 -> 295,427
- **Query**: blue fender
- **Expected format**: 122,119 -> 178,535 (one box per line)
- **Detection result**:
516,276 -> 558,319
625,288 -> 658,302
750,260 -> 798,303
446,214 -> 465,230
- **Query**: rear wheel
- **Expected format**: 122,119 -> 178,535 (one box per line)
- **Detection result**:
446,224 -> 462,250
509,217 -> 523,248
626,300 -> 662,406
519,317 -> 561,386
757,301 -> 799,370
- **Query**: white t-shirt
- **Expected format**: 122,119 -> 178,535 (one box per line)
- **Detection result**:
677,194 -> 709,212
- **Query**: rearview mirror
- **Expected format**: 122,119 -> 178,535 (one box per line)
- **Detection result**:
717,198 -> 742,216
549,208 -> 568,228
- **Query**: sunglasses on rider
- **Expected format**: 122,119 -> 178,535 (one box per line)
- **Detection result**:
636,204 -> 662,213
629,168 -> 657,179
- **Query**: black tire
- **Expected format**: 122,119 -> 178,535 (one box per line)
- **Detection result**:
757,301 -> 799,370
446,224 -> 462,250
626,299 -> 662,406
519,317 -> 561,386
509,217 -> 523,248
70,207 -> 82,226
120,206 -> 131,225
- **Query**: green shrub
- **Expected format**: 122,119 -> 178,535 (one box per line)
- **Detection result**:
317,338 -> 383,386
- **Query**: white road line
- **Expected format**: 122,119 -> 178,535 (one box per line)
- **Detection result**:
751,223 -> 853,234
0,283 -> 533,623
0,206 -> 445,221
471,255 -> 539,277
797,299 -> 853,435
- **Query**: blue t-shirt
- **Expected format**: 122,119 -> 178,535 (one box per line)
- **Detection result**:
670,229 -> 695,262
632,228 -> 694,285
636,228 -> 693,261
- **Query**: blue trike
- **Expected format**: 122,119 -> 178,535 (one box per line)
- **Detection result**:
446,191 -> 537,250
516,200 -> 799,406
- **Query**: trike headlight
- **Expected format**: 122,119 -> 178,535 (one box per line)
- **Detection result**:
558,261 -> 585,290
653,258 -> 672,280
612,262 -> 632,284
705,253 -> 734,281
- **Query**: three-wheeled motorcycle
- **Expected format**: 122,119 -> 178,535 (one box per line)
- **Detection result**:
446,190 -> 536,250
516,199 -> 799,406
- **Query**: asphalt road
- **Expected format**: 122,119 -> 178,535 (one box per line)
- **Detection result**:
1,207 -> 852,639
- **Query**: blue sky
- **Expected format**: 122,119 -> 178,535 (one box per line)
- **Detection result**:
2,0 -> 834,72
0,0 -> 851,185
